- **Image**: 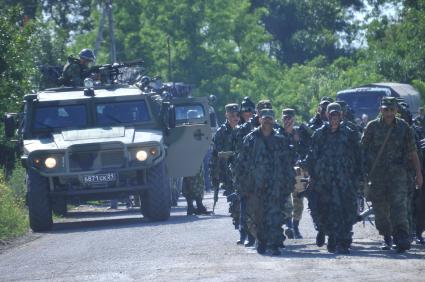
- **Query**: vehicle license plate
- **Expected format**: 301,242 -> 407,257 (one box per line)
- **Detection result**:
82,173 -> 117,184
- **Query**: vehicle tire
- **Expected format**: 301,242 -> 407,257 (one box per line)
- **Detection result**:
141,161 -> 171,221
52,196 -> 67,217
171,177 -> 182,206
26,168 -> 53,232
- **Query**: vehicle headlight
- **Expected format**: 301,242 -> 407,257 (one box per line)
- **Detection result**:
44,157 -> 57,169
136,150 -> 148,161
149,147 -> 158,156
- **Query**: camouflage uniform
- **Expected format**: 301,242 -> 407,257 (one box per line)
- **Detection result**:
232,100 -> 273,243
59,56 -> 91,87
361,114 -> 416,249
305,99 -> 331,242
210,104 -> 239,227
305,104 -> 361,251
183,166 -> 208,215
235,120 -> 295,251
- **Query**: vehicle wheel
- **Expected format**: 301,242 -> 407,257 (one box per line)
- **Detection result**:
26,168 -> 53,232
52,196 -> 67,217
171,177 -> 182,206
140,161 -> 171,221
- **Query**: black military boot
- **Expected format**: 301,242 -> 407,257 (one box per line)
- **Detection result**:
195,198 -> 210,215
244,232 -> 255,247
381,235 -> 393,250
186,198 -> 196,216
336,241 -> 350,255
327,236 -> 337,253
417,231 -> 425,245
270,245 -> 281,256
393,231 -> 411,253
293,220 -> 303,239
285,218 -> 295,239
316,231 -> 325,247
237,229 -> 247,245
256,241 -> 266,255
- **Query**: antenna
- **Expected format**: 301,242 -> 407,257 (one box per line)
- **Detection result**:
167,36 -> 173,84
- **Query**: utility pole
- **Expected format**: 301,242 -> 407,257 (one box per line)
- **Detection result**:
94,3 -> 106,59
106,0 -> 117,63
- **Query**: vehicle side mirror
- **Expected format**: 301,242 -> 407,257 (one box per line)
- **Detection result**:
168,105 -> 176,129
4,113 -> 17,138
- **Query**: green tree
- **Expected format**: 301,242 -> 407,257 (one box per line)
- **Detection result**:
250,0 -> 364,65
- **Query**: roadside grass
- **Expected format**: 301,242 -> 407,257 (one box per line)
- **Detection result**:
0,173 -> 28,241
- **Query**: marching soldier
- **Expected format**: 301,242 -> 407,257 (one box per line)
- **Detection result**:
235,109 -> 295,255
361,97 -> 423,253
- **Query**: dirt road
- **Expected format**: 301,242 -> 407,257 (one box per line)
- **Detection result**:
0,193 -> 424,281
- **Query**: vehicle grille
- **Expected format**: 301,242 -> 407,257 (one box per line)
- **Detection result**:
68,144 -> 125,172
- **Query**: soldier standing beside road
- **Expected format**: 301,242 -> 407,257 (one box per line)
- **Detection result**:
59,48 -> 96,87
305,103 -> 361,254
361,97 -> 423,253
235,109 -> 295,256
182,166 -> 209,216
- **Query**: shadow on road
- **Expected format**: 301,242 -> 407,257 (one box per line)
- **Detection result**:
48,208 -> 227,234
263,241 -> 425,260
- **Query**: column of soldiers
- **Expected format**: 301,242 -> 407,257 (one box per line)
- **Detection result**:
210,95 -> 425,256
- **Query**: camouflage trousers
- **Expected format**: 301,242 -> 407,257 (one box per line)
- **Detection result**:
406,174 -> 416,235
369,171 -> 409,241
228,193 -> 240,229
245,192 -> 284,246
182,170 -> 204,200
315,186 -> 357,246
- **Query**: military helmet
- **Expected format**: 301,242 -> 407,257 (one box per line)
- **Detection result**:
79,49 -> 96,62
240,96 -> 255,113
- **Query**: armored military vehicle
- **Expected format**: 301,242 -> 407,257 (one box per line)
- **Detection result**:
3,72 -> 212,232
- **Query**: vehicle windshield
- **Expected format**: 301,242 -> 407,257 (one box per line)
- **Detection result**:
337,91 -> 386,118
175,104 -> 205,125
33,104 -> 87,129
96,100 -> 150,125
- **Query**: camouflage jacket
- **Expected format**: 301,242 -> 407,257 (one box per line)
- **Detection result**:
209,121 -> 236,186
59,57 -> 91,87
235,127 -> 295,198
276,125 -> 311,161
308,114 -> 324,131
305,123 -> 362,193
361,117 -> 416,179
233,115 -> 260,153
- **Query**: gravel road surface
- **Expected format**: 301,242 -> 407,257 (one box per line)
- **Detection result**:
0,192 -> 424,281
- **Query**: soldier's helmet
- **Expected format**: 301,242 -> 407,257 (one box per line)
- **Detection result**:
240,97 -> 255,113
79,49 -> 96,62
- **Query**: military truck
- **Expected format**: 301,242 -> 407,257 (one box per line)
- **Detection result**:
3,75 -> 212,232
